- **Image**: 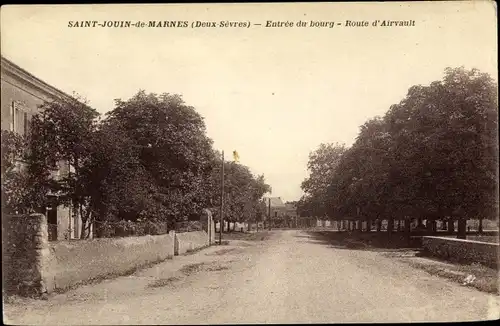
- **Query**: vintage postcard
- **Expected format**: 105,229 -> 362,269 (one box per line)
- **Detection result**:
1,2 -> 498,325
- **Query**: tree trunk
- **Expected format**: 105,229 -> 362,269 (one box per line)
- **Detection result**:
447,219 -> 454,234
79,219 -> 85,240
457,218 -> 467,239
478,217 -> 484,234
387,218 -> 394,235
79,204 -> 87,240
397,220 -> 401,232
426,219 -> 434,233
366,220 -> 371,232
376,220 -> 382,232
404,218 -> 411,244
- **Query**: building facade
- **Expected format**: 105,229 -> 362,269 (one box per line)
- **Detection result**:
263,197 -> 287,218
1,56 -> 86,240
285,202 -> 298,218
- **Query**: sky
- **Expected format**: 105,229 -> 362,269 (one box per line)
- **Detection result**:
1,2 -> 497,202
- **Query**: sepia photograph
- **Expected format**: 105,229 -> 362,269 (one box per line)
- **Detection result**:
1,2 -> 499,324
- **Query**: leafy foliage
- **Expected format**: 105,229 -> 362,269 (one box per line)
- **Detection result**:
301,67 -> 498,238
209,160 -> 271,226
26,97 -> 100,237
299,143 -> 347,217
9,90 -> 272,235
1,130 -> 32,213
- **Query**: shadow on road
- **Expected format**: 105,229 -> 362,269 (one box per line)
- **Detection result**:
296,230 -> 423,252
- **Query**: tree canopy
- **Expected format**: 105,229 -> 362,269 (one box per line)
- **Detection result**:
300,67 -> 498,233
4,90 -> 272,235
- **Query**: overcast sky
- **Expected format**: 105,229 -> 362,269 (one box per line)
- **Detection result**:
1,2 -> 497,202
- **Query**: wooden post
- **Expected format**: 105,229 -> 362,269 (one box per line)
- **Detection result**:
219,151 -> 224,244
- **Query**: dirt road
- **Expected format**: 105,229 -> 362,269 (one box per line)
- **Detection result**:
4,230 -> 499,324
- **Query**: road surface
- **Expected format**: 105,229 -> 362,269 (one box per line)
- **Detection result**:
4,230 -> 499,324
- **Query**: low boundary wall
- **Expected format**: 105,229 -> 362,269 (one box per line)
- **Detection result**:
422,236 -> 499,268
4,213 -> 213,297
48,233 -> 175,291
175,231 -> 210,255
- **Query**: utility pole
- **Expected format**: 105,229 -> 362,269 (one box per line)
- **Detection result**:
219,150 -> 224,245
268,197 -> 271,230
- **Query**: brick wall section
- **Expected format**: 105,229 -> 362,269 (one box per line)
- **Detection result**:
422,236 -> 499,268
2,214 -> 53,296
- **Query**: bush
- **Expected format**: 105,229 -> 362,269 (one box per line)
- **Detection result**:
94,218 -> 169,238
175,220 -> 203,233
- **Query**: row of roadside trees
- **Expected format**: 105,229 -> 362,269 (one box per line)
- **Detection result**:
1,90 -> 271,238
298,67 -> 498,239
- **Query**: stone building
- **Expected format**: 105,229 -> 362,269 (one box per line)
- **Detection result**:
1,55 -> 87,240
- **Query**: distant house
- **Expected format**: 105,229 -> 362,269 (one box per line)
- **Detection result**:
285,202 -> 298,218
1,55 -> 89,240
263,197 -> 287,218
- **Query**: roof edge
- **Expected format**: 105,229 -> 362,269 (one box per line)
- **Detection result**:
1,55 -> 75,101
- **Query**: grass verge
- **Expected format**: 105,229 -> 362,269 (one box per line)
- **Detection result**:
218,231 -> 272,241
399,254 -> 499,294
179,262 -> 206,275
147,276 -> 182,288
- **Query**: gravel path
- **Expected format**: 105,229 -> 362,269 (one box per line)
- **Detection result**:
4,230 -> 499,324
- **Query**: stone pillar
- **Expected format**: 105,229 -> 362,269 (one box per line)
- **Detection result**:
3,213 -> 54,296
170,230 -> 178,255
200,209 -> 215,245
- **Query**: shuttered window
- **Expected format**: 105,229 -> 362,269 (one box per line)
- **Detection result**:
24,112 -> 28,135
11,101 -> 28,136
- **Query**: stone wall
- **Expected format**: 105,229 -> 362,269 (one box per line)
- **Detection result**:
2,214 -> 53,296
4,213 -> 215,297
422,236 -> 499,268
48,233 -> 175,291
175,231 -> 210,255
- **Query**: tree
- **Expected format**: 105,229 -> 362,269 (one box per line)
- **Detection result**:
27,96 -> 100,238
301,143 -> 347,218
81,121 -> 160,231
323,67 -> 498,239
208,160 -> 271,231
103,91 -> 217,224
0,130 -> 41,214
383,67 -> 498,238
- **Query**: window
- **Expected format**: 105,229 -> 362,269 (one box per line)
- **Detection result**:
10,101 -> 15,131
23,112 -> 28,135
11,101 -> 28,135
